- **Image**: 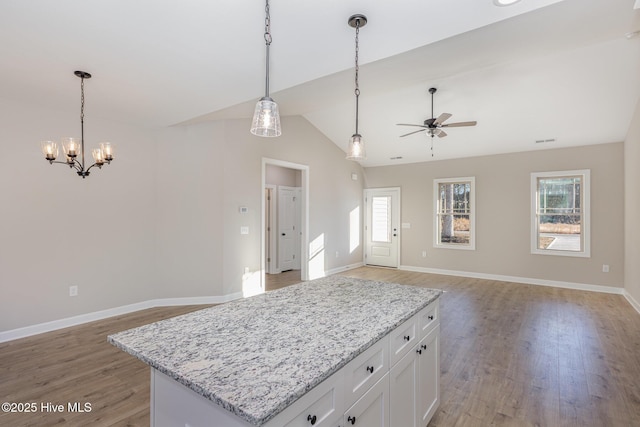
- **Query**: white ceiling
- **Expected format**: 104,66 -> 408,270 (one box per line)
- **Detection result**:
2,0 -> 639,167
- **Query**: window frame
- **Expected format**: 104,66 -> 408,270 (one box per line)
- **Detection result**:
530,169 -> 590,258
433,176 -> 476,251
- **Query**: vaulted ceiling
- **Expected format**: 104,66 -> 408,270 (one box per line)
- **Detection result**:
2,0 -> 639,166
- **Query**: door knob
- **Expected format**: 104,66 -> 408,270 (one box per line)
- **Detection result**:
281,233 -> 286,236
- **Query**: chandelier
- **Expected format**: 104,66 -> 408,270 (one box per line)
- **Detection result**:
346,14 -> 367,161
40,71 -> 113,178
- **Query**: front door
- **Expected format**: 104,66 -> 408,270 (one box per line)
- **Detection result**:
365,188 -> 400,268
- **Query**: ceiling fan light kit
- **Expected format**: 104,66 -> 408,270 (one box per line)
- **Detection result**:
346,14 -> 367,161
397,87 -> 477,156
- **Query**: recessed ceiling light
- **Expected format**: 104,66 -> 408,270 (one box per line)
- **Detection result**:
626,30 -> 640,39
493,0 -> 522,6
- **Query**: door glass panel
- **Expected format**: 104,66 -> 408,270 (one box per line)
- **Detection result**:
371,196 -> 391,243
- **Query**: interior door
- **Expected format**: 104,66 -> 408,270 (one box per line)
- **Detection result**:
365,188 -> 400,268
278,186 -> 296,272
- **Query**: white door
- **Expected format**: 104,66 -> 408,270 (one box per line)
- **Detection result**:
278,186 -> 297,272
365,188 -> 400,268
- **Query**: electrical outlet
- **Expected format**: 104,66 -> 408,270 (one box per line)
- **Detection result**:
69,285 -> 78,297
335,251 -> 339,258
422,251 -> 427,258
602,264 -> 610,273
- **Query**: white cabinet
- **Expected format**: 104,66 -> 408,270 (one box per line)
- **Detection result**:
417,326 -> 440,426
343,374 -> 389,427
389,342 -> 419,427
265,369 -> 344,427
389,302 -> 440,427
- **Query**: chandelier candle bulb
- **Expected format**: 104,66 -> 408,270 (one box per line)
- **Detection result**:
100,142 -> 114,162
41,141 -> 58,161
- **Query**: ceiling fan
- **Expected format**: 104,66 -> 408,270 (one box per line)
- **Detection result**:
397,87 -> 477,142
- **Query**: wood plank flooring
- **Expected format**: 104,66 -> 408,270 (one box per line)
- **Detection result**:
1,267 -> 639,426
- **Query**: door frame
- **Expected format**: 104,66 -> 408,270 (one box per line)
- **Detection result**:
265,185 -> 277,274
262,158 -> 309,289
364,187 -> 401,268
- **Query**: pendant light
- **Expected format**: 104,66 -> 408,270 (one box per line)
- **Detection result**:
251,0 -> 281,137
40,71 -> 113,178
346,14 -> 367,161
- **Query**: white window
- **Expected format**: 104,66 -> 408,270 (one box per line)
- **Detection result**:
531,170 -> 590,257
434,177 -> 475,250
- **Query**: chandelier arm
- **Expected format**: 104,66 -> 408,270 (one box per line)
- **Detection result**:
85,163 -> 101,173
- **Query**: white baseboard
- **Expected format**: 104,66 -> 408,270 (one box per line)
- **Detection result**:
0,293 -> 243,344
623,290 -> 640,314
325,262 -> 365,278
399,265 -> 625,295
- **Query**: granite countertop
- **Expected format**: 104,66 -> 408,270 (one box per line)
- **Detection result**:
108,275 -> 442,426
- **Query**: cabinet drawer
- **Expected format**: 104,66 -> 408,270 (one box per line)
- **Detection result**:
266,370 -> 344,427
418,300 -> 439,339
343,335 -> 389,408
389,313 -> 418,367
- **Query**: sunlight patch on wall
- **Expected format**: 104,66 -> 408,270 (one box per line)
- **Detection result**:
308,233 -> 325,280
350,206 -> 360,253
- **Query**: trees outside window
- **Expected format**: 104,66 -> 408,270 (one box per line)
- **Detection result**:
434,177 -> 475,250
531,170 -> 590,257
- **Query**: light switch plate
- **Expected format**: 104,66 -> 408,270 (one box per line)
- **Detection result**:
240,226 -> 249,235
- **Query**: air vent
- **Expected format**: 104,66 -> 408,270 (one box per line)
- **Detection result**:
535,138 -> 556,144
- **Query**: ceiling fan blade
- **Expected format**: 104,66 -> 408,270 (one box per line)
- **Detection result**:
441,121 -> 477,128
437,130 -> 448,138
396,123 -> 428,128
433,113 -> 452,125
400,129 -> 427,138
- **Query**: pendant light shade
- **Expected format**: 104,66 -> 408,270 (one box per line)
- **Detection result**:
346,14 -> 367,161
346,134 -> 366,160
251,96 -> 281,137
251,0 -> 281,137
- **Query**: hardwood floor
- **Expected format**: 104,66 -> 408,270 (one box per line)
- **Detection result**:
1,267 -> 639,426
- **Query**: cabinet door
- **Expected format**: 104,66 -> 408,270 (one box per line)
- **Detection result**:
343,374 -> 389,427
417,325 -> 440,426
389,347 -> 418,427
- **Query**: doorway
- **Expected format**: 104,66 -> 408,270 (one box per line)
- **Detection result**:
364,187 -> 400,268
262,159 -> 309,291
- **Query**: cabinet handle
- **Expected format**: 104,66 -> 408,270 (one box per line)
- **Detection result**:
404,335 -> 410,341
348,415 -> 356,425
422,344 -> 427,350
366,366 -> 374,374
428,315 -> 434,320
307,414 -> 317,425
417,348 -> 422,354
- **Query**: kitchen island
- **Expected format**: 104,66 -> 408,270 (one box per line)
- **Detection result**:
109,275 -> 442,427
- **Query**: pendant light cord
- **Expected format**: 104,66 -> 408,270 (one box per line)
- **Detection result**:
354,20 -> 361,135
264,0 -> 272,98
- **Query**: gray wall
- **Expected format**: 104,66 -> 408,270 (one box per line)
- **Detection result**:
625,99 -> 640,303
363,143 -> 624,288
1,107 -> 365,331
